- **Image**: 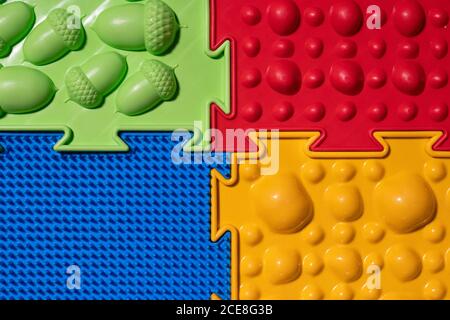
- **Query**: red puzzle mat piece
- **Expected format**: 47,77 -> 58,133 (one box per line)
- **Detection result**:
210,0 -> 450,152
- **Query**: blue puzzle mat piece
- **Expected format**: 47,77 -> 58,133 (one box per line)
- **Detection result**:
0,133 -> 230,300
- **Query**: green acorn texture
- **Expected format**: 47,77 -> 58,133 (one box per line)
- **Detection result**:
24,8 -> 86,65
116,60 -> 177,116
0,65 -> 56,115
93,0 -> 179,55
144,0 -> 179,55
0,1 -> 35,58
65,52 -> 128,109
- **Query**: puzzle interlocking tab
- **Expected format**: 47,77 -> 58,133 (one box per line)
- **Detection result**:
212,132 -> 450,300
210,0 -> 450,152
0,0 -> 228,152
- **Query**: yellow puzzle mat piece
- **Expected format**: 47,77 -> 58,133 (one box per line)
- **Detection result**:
211,131 -> 450,300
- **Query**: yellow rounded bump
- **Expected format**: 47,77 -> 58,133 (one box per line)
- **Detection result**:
302,224 -> 325,245
363,160 -> 385,182
325,246 -> 363,282
374,173 -> 436,233
332,223 -> 355,244
423,280 -> 446,300
330,283 -> 354,300
263,245 -> 301,285
240,164 -> 260,182
386,245 -> 422,282
303,252 -> 324,275
362,222 -> 385,243
364,252 -> 384,269
423,222 -> 446,243
301,283 -> 324,300
301,162 -> 325,184
324,184 -> 363,222
360,286 -> 381,300
424,160 -> 447,182
241,255 -> 262,277
332,161 -> 356,182
423,251 -> 444,273
240,225 -> 263,246
251,174 -> 313,234
239,282 -> 261,300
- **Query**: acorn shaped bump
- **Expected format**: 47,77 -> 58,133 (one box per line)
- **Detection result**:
93,0 -> 179,55
144,0 -> 179,55
65,52 -> 128,109
24,8 -> 85,65
93,3 -> 145,51
0,2 -> 35,58
65,67 -> 102,109
116,60 -> 177,116
0,66 -> 56,114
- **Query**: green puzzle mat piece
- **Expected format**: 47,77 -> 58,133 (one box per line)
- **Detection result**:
0,0 -> 229,152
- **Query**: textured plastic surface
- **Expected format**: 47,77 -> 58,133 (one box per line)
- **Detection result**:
212,132 -> 450,300
210,0 -> 450,152
0,132 -> 230,299
0,0 -> 228,152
